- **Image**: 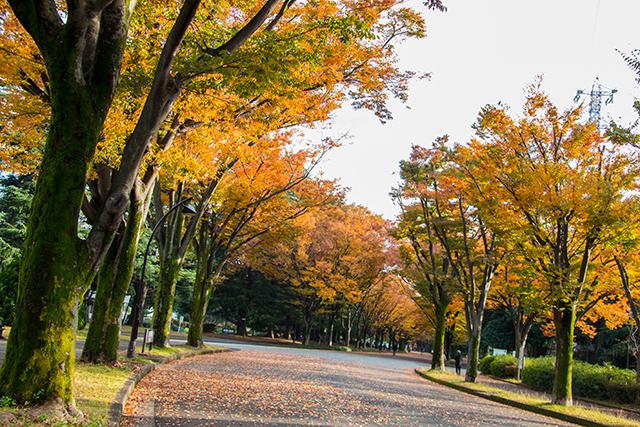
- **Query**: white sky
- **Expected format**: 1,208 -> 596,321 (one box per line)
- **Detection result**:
314,0 -> 640,220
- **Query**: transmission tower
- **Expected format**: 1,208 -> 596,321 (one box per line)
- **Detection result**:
574,77 -> 617,127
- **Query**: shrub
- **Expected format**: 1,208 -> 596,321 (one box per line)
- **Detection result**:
521,356 -> 555,392
605,382 -> 640,404
488,355 -> 518,378
521,356 -> 638,404
0,395 -> 16,408
479,355 -> 495,374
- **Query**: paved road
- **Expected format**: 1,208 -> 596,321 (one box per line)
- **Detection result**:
122,341 -> 573,426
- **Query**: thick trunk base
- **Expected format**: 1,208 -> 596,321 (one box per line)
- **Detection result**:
552,305 -> 576,406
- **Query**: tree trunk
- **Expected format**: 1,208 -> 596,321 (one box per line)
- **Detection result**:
303,320 -> 311,346
513,313 -> 535,381
82,198 -> 144,363
0,87 -> 102,404
346,309 -> 352,348
636,349 -> 640,385
187,268 -> 210,347
465,329 -> 481,382
328,318 -> 334,347
553,304 -> 576,405
431,300 -> 447,371
153,258 -> 180,347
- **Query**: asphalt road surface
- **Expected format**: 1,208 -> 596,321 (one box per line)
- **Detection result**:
121,341 -> 573,426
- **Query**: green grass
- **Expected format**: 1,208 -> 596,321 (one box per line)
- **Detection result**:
417,369 -> 640,427
74,362 -> 133,426
136,343 -> 223,357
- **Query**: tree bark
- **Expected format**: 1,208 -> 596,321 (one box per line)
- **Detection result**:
152,257 -> 180,347
346,309 -> 352,348
187,274 -> 208,347
431,300 -> 447,371
465,327 -> 481,382
513,312 -> 535,380
552,304 -> 576,405
0,84 -> 103,404
82,196 -> 144,363
328,317 -> 335,347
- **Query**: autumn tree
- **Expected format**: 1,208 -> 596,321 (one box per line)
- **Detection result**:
392,143 -> 456,371
1,0 -> 295,404
363,275 -> 429,353
250,204 -> 388,346
185,149 -> 338,347
471,82 -> 640,405
1,0 -> 435,405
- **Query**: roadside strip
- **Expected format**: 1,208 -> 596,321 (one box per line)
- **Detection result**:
415,369 -> 639,427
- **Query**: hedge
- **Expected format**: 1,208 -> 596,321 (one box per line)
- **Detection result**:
521,356 -> 639,404
479,354 -> 517,378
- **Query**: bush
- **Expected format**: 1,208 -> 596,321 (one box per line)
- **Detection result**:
522,356 -> 555,392
479,355 -> 495,374
488,355 -> 518,378
0,395 -> 16,408
605,382 -> 640,404
521,356 -> 638,404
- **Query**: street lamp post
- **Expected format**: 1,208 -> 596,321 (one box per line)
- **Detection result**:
126,197 -> 196,358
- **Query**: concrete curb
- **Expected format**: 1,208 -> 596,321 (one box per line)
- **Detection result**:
484,374 -> 640,419
415,369 -> 609,427
108,348 -> 231,427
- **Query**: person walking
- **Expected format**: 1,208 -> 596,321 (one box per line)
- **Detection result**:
454,349 -> 462,375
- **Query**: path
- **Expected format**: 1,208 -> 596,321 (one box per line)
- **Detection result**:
122,341 -> 572,426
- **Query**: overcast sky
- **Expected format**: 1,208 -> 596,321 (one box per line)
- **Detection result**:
314,0 -> 640,220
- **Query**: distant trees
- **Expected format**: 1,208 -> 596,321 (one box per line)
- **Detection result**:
241,204 -> 426,348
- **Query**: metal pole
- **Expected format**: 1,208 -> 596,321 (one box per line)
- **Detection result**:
126,197 -> 193,358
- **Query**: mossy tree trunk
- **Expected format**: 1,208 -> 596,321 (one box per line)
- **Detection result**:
81,195 -> 145,363
3,0 -> 136,406
431,299 -> 447,371
187,256 -> 219,347
187,280 -> 208,347
0,84 -> 103,404
152,257 -> 181,347
465,330 -> 481,382
552,303 -> 576,406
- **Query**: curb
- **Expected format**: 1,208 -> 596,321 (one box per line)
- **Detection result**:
108,348 -> 231,427
484,374 -> 640,419
415,369 -> 609,427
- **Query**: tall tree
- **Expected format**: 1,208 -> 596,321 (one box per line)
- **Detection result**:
392,144 -> 455,371
472,81 -> 640,405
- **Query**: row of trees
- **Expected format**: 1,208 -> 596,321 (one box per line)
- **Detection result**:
245,205 -> 429,350
210,206 -> 429,352
393,81 -> 640,406
0,0 -> 444,412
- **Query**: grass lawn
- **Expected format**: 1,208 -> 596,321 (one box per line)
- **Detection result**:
74,362 -> 134,426
136,343 -> 219,357
417,369 -> 640,427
